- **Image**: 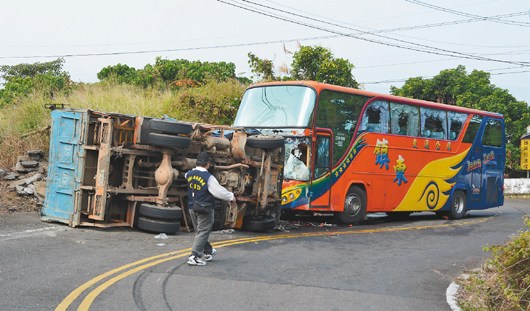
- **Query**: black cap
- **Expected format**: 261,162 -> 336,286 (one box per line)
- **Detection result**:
196,152 -> 210,166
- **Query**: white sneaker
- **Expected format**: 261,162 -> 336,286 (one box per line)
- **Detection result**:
204,248 -> 217,262
187,255 -> 206,266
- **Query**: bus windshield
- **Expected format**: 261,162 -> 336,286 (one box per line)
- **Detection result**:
233,85 -> 316,127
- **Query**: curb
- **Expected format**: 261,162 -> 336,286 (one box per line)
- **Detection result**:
446,281 -> 462,311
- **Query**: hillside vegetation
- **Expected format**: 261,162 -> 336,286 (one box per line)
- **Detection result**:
0,80 -> 246,167
457,217 -> 529,310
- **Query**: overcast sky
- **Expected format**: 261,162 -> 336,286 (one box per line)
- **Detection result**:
1,0 -> 529,103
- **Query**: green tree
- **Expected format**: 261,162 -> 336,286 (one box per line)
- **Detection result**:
391,65 -> 530,174
0,58 -> 71,107
0,58 -> 65,80
97,57 -> 238,88
291,46 -> 358,88
97,63 -> 138,84
247,52 -> 276,81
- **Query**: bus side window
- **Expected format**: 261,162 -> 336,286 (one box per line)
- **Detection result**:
448,112 -> 468,141
482,119 -> 503,147
316,90 -> 369,166
463,115 -> 483,143
421,108 -> 447,139
390,102 -> 419,136
360,100 -> 389,134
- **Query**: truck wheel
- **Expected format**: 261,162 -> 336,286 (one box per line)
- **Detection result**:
143,132 -> 191,149
137,217 -> 180,234
212,200 -> 228,231
448,190 -> 467,220
246,135 -> 284,149
336,186 -> 366,225
139,203 -> 182,221
242,216 -> 276,232
150,119 -> 193,135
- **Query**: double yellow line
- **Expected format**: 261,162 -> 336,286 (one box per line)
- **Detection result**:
56,218 -> 489,311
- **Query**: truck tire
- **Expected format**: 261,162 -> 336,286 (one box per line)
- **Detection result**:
137,217 -> 180,234
143,132 -> 191,149
139,203 -> 182,221
242,216 -> 276,232
246,135 -> 284,149
150,119 -> 193,135
212,200 -> 228,231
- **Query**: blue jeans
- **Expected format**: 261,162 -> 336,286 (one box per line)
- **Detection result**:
190,209 -> 214,257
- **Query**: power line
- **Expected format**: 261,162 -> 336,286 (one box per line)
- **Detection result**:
240,0 -> 530,58
361,68 -> 530,85
223,0 -> 530,67
0,36 -> 338,60
263,0 -> 530,49
404,0 -> 530,27
1,4 -> 526,61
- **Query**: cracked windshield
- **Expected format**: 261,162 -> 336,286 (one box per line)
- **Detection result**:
233,85 -> 316,127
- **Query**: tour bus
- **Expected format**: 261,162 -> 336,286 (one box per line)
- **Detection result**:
233,81 -> 505,224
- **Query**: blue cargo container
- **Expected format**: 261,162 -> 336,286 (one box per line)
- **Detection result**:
41,109 -> 141,228
41,109 -> 86,226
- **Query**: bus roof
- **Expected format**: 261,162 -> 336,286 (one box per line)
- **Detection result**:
249,80 -> 504,119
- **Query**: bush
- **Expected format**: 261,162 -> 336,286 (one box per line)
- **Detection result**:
0,59 -> 72,107
167,79 -> 247,125
97,57 -> 238,89
0,79 -> 248,167
458,217 -> 530,310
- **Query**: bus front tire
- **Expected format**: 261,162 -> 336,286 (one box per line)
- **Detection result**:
336,186 -> 366,225
448,190 -> 467,220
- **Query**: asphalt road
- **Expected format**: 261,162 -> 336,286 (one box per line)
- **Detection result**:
0,198 -> 528,311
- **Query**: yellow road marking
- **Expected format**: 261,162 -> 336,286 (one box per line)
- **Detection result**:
57,217 -> 489,311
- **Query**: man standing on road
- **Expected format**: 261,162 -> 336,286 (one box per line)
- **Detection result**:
186,152 -> 235,266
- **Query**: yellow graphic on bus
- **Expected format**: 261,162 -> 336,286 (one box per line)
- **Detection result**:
393,149 -> 469,212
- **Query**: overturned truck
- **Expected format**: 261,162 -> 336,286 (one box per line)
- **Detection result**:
41,109 -> 284,232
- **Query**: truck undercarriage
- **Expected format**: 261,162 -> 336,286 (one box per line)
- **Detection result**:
41,109 -> 284,233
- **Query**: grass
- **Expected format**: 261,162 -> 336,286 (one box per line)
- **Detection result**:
457,217 -> 529,311
0,80 -> 247,168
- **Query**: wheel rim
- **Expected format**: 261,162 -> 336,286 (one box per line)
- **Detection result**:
453,193 -> 464,214
345,193 -> 361,216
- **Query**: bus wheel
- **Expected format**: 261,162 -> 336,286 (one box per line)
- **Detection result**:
337,186 -> 366,225
448,190 -> 467,220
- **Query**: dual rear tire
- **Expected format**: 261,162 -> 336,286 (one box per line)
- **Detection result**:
136,203 -> 182,234
140,118 -> 193,149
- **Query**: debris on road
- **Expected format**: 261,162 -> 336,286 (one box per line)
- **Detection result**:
0,150 -> 47,214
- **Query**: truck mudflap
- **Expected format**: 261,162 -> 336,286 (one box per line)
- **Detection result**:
42,109 -> 284,232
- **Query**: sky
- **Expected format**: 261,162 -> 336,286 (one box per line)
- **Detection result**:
1,0 -> 529,103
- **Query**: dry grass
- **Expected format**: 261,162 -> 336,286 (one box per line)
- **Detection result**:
457,218 -> 530,311
0,80 -> 247,168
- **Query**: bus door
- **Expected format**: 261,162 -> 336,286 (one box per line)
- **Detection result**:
480,118 -> 505,207
310,130 -> 332,208
469,144 -> 483,203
